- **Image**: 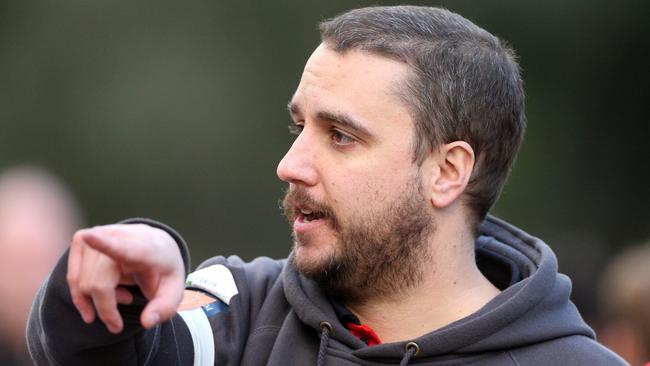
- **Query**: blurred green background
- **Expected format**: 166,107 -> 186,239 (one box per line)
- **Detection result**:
1,0 -> 648,317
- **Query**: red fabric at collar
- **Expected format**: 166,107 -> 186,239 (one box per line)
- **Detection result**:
346,322 -> 382,346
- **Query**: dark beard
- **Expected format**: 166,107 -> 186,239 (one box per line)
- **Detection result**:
282,176 -> 434,305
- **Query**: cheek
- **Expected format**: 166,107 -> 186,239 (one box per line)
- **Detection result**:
327,169 -> 405,215
323,149 -> 418,209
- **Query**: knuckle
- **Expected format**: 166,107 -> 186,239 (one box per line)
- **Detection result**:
89,283 -> 113,296
72,230 -> 85,244
78,281 -> 92,294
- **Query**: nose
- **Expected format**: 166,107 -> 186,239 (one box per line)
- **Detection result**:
277,131 -> 319,186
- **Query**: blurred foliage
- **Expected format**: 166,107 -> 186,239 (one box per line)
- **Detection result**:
1,0 -> 648,314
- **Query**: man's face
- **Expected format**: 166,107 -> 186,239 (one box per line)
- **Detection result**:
277,44 -> 434,301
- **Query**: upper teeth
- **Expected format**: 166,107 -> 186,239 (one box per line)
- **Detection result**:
301,209 -> 313,215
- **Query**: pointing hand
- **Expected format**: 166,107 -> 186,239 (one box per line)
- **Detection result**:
66,224 -> 185,333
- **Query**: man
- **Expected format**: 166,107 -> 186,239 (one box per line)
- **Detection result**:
27,6 -> 626,365
0,166 -> 81,366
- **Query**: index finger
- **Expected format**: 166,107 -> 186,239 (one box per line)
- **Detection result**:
81,230 -> 149,265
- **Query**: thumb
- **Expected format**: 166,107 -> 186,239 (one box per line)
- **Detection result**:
140,274 -> 185,329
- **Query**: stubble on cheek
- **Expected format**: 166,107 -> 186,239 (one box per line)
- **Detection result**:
282,172 -> 434,304
297,173 -> 435,305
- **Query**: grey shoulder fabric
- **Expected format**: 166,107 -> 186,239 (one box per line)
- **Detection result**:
188,216 -> 628,365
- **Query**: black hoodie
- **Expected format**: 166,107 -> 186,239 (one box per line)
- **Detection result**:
27,216 -> 627,365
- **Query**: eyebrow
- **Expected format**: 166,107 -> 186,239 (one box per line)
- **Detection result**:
287,101 -> 374,140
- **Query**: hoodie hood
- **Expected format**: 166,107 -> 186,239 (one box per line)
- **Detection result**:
282,215 -> 595,363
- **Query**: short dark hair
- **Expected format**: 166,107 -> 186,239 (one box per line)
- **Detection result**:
320,6 -> 526,224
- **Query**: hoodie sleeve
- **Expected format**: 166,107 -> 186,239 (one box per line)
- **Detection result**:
26,219 -> 195,366
182,255 -> 288,365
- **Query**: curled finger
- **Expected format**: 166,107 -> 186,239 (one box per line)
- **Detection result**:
116,286 -> 135,305
67,237 -> 96,324
80,250 -> 123,334
90,283 -> 124,334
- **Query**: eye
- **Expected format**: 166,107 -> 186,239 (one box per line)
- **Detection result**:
288,123 -> 303,135
332,129 -> 356,146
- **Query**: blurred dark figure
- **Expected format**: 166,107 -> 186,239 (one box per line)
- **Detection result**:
0,166 -> 82,365
598,242 -> 650,366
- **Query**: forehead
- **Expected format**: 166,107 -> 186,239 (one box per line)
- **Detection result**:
290,44 -> 413,134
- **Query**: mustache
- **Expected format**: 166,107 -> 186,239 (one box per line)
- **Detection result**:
281,187 -> 339,229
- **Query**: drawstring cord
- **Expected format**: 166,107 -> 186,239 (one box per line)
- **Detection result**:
400,341 -> 420,366
316,321 -> 332,366
316,320 -> 420,366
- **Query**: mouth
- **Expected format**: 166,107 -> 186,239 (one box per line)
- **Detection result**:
293,206 -> 331,235
282,187 -> 338,233
298,208 -> 326,222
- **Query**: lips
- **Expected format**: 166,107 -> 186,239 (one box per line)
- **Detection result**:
294,207 -> 329,234
294,206 -> 329,234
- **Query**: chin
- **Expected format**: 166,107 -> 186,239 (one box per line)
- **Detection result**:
293,240 -> 337,278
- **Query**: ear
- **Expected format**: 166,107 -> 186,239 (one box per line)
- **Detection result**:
428,141 -> 475,208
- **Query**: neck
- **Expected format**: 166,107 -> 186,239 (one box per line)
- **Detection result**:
345,214 -> 500,344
